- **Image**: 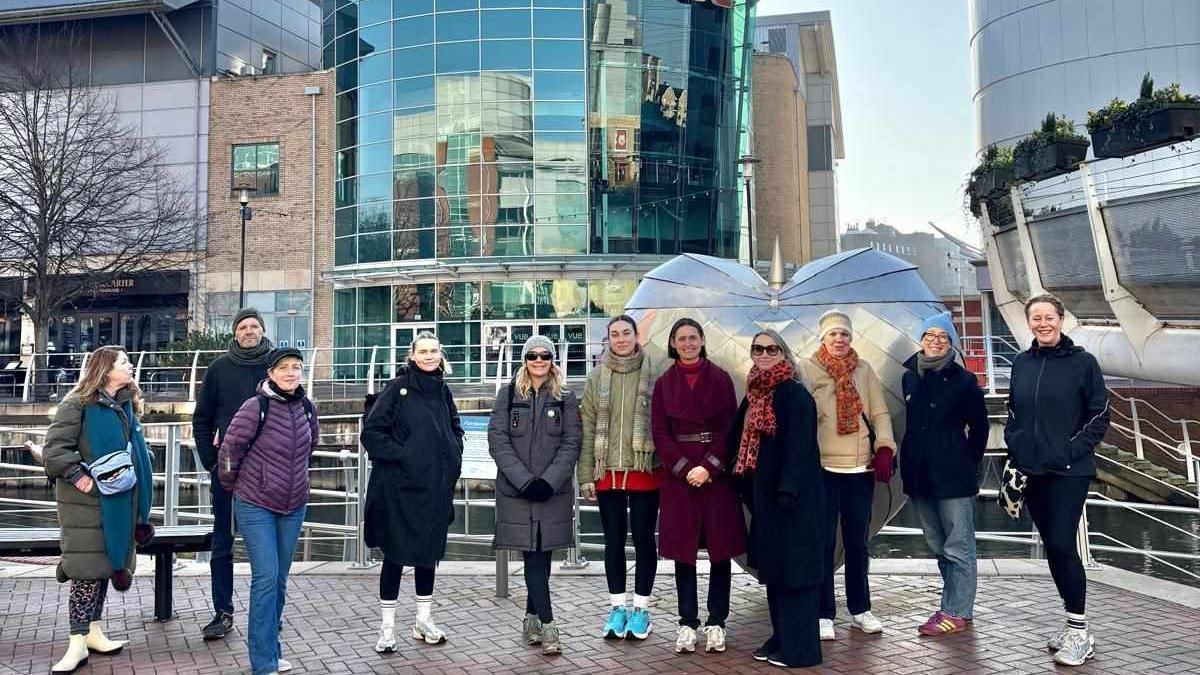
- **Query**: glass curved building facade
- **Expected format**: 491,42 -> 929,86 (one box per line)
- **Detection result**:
321,0 -> 754,379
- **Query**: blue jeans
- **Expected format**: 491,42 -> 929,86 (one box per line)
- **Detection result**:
210,470 -> 235,614
234,497 -> 306,675
912,496 -> 977,618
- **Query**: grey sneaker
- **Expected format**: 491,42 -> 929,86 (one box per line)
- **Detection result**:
1053,630 -> 1095,666
522,614 -> 543,645
540,622 -> 561,655
674,626 -> 697,653
1047,628 -> 1094,652
703,625 -> 726,652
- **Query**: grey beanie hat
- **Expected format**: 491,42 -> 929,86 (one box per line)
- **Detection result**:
521,334 -> 557,361
232,307 -> 265,332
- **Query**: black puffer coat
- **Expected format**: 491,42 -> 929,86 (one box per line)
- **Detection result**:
732,380 -> 826,589
361,365 -> 464,566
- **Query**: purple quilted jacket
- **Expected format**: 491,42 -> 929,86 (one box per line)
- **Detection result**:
218,381 -> 320,514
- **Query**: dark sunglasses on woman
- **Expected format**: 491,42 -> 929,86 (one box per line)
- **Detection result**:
525,351 -> 554,362
750,344 -> 782,356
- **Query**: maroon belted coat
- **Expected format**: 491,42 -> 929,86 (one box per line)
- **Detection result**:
651,359 -> 747,564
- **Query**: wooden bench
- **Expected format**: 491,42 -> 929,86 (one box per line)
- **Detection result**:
0,524 -> 212,621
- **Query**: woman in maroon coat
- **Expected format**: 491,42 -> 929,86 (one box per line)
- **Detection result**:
651,318 -> 746,656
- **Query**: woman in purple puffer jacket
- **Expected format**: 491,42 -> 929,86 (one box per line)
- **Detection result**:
218,347 -> 319,675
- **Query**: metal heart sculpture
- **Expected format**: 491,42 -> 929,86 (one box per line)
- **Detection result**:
624,247 -> 947,570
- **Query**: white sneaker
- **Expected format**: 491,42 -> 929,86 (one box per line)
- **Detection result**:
674,626 -> 697,653
375,624 -> 398,653
277,658 -> 293,672
851,611 -> 883,634
819,618 -> 835,641
703,625 -> 726,653
412,615 -> 447,645
1053,630 -> 1096,666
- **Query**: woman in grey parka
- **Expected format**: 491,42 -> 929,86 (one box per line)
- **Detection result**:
488,335 -> 582,656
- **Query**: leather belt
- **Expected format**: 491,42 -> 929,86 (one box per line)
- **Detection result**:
675,432 -> 713,443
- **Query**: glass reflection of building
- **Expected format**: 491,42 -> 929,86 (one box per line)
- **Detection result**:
322,0 -> 754,379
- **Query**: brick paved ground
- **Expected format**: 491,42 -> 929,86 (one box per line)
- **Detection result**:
3,565 -> 1199,674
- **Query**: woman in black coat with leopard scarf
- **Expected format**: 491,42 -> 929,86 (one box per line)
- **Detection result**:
361,332 -> 464,653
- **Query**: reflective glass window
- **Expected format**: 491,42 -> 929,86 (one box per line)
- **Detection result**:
532,9 -> 582,39
358,0 -> 390,26
535,224 -> 587,254
395,76 -> 435,108
534,101 -> 584,131
359,22 -> 389,56
533,131 -> 586,163
442,226 -> 482,256
336,207 -> 357,236
482,9 -> 531,39
358,141 -> 392,175
483,101 -> 534,131
534,70 -> 584,100
335,288 -> 356,325
358,233 -> 391,263
438,10 -> 479,41
534,161 -> 584,183
359,51 -> 391,85
395,0 -> 434,17
536,280 -> 587,319
438,73 -> 483,104
358,172 -> 392,203
338,147 -> 355,179
337,91 -> 357,121
335,2 -> 358,36
534,192 -> 586,221
335,236 -> 356,265
536,0 -> 581,7
439,104 -> 482,135
393,228 -> 437,260
337,177 -> 356,208
437,41 -> 480,73
394,198 -> 439,230
482,39 -> 532,70
438,282 -> 480,321
481,71 -> 533,101
358,112 -> 392,145
485,281 -> 536,319
394,137 -> 437,166
336,33 -> 356,64
438,164 -> 482,197
359,286 -> 391,324
394,167 -> 438,200
394,15 -> 435,48
394,284 -> 437,322
394,45 -> 435,77
533,39 -> 582,69
360,82 -> 392,114
483,0 -> 529,7
231,143 -> 279,195
438,0 -> 478,9
337,58 -> 358,91
359,201 -> 392,232
394,106 -> 436,138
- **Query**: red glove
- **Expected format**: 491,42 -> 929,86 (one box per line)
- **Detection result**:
872,447 -> 895,483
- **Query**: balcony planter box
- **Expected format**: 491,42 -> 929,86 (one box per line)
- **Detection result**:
1090,104 -> 1200,158
1013,139 -> 1090,182
969,166 -> 1014,202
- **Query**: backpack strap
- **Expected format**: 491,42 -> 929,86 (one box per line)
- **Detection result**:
247,395 -> 271,449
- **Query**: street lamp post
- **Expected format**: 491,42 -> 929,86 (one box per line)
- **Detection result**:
238,187 -> 255,308
737,154 -> 761,265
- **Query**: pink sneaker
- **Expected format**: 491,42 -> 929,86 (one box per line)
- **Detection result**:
918,611 -> 968,636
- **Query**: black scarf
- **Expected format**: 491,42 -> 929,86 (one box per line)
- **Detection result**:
227,336 -> 273,367
267,379 -> 305,402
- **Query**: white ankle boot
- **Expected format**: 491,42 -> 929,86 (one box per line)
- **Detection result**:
51,634 -> 89,673
85,622 -> 126,655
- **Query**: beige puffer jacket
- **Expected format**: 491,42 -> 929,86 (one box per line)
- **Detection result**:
799,356 -> 897,470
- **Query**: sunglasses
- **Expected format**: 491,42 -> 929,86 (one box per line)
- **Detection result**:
750,344 -> 782,356
524,351 -> 554,362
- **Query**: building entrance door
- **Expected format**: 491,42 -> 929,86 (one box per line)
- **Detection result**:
536,322 -> 588,377
483,322 -> 534,381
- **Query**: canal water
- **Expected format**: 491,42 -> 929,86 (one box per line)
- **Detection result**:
4,479 -> 1197,588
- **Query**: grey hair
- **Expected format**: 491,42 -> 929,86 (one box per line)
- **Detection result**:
409,330 -> 452,375
751,329 -> 803,382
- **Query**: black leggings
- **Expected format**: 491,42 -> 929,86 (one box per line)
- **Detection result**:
596,489 -> 660,597
68,579 -> 108,635
675,560 -> 731,629
378,559 -> 436,600
522,550 -> 554,623
1025,473 -> 1090,614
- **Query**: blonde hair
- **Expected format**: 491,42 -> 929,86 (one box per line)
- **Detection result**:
68,345 -> 144,413
408,330 -> 452,374
514,362 -> 564,400
751,329 -> 803,382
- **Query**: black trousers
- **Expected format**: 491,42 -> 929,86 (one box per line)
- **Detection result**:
675,560 -> 731,629
522,551 -> 554,623
1025,473 -> 1090,615
820,470 -> 874,619
765,583 -> 822,667
596,489 -> 660,597
378,559 -> 435,600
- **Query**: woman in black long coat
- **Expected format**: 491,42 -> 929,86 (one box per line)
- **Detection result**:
361,332 -> 464,653
732,330 -> 825,668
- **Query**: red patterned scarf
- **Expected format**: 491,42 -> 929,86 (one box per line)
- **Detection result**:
815,343 -> 863,436
734,360 -> 795,474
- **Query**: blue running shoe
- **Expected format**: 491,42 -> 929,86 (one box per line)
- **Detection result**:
602,606 -> 628,639
626,608 -> 653,640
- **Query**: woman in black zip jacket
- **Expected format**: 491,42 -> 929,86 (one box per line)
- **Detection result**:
1004,294 -> 1109,667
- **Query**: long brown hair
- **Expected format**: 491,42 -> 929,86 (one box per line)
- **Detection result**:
68,346 -> 144,413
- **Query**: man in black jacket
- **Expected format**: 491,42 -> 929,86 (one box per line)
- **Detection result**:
193,308 -> 272,640
900,312 -> 989,637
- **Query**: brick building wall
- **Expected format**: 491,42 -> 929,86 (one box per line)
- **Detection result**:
751,53 -> 811,266
205,70 -> 335,352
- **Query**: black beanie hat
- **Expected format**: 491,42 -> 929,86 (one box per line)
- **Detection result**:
232,307 -> 265,332
266,347 -> 304,370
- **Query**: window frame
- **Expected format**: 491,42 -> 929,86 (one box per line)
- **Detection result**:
231,142 -> 281,196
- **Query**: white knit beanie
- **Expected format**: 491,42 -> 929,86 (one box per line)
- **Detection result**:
818,310 -> 853,340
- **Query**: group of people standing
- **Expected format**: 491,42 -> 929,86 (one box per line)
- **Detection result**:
41,291 -> 1108,672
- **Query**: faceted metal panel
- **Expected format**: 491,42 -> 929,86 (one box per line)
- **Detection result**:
625,248 -> 951,561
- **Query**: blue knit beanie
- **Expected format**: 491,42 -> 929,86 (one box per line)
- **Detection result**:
916,311 -> 960,350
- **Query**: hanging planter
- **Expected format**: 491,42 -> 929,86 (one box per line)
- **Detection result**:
967,145 -> 1014,216
1013,113 -> 1090,181
1087,73 -> 1200,159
